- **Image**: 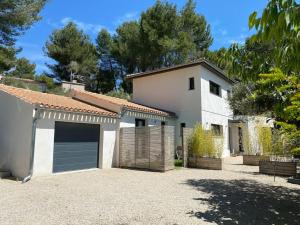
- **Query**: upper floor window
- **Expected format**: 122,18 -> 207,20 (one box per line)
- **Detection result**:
189,77 -> 195,90
211,124 -> 223,136
227,90 -> 231,99
180,123 -> 186,137
209,81 -> 221,97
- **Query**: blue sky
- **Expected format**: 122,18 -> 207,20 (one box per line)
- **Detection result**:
16,0 -> 268,74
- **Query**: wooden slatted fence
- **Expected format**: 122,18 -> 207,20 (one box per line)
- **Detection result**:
119,126 -> 175,171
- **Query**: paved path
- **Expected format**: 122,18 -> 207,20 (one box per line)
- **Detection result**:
0,157 -> 299,225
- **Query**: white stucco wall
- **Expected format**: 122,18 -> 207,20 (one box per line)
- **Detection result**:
132,66 -> 203,145
0,92 -> 34,178
132,65 -> 233,157
120,110 -> 174,128
200,67 -> 233,157
33,110 -> 119,176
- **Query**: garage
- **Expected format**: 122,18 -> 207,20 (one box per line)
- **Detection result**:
53,122 -> 100,173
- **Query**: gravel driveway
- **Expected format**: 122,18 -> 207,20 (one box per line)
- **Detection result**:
0,157 -> 299,225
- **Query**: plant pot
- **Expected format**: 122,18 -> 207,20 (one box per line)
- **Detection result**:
188,155 -> 223,170
259,160 -> 297,177
243,155 -> 269,166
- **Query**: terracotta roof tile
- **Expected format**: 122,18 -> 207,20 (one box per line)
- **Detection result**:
74,90 -> 175,117
0,84 -> 117,117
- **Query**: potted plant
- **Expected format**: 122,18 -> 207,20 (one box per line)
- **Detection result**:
242,126 -> 269,166
188,124 -> 223,170
259,128 -> 297,177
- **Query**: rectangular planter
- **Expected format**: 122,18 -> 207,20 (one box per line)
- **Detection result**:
188,156 -> 223,170
243,155 -> 269,166
259,160 -> 297,177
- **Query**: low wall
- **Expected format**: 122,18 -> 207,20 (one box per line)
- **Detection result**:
188,156 -> 223,170
259,160 -> 297,177
243,155 -> 269,166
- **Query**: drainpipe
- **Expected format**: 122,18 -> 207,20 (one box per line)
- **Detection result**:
22,106 -> 41,183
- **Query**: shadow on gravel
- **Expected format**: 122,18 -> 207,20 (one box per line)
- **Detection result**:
185,179 -> 300,225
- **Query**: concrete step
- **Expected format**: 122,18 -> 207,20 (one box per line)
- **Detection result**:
0,171 -> 11,179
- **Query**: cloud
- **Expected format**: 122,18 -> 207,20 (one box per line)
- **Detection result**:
228,34 -> 247,45
114,12 -> 139,26
60,17 -> 106,34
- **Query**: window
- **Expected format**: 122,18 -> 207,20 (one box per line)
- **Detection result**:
211,124 -> 223,136
209,81 -> 221,97
135,119 -> 146,127
227,90 -> 231,98
161,121 -> 166,126
189,77 -> 195,90
180,123 -> 186,136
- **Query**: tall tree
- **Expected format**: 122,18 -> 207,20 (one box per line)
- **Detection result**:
95,29 -> 117,93
0,0 -> 46,73
0,0 -> 47,46
45,22 -> 98,82
226,39 -> 275,81
249,0 -> 300,73
9,57 -> 36,79
108,0 -> 212,90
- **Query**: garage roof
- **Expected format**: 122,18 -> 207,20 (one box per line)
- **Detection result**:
0,84 -> 117,117
71,90 -> 175,117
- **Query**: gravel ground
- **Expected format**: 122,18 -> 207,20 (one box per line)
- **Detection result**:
0,156 -> 299,225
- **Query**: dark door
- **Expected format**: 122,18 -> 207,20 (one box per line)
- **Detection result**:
53,122 -> 100,173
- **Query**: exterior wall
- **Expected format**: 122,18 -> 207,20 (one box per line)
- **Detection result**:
33,110 -> 119,176
132,66 -> 203,145
61,81 -> 85,91
120,110 -> 175,128
200,67 -> 233,157
0,92 -> 34,178
230,116 -> 274,155
132,65 -> 233,157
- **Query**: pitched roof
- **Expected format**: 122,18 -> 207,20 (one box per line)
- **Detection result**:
0,84 -> 117,117
125,59 -> 235,84
72,90 -> 175,117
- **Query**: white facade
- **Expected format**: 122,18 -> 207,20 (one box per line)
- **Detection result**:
229,116 -> 274,155
0,92 -> 119,178
132,64 -> 233,157
0,91 -> 34,178
32,111 -> 119,177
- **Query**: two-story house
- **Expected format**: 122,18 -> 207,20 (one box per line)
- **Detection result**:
126,59 -> 235,157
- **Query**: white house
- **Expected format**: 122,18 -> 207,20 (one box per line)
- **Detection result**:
0,84 -> 174,180
126,59 -> 235,157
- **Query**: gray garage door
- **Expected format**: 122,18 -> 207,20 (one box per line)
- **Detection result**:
53,122 -> 100,173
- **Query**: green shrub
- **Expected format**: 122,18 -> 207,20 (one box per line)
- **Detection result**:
189,123 -> 223,158
35,75 -> 55,89
291,147 -> 300,156
243,129 -> 255,155
257,125 -> 272,155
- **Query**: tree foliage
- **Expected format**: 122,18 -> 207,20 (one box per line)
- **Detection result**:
45,22 -> 98,81
107,0 -> 212,89
0,0 -> 47,46
249,0 -> 300,73
8,57 -> 36,79
0,0 -> 46,73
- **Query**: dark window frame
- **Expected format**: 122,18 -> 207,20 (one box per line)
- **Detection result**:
209,81 -> 221,97
135,118 -> 146,127
180,123 -> 186,137
211,124 -> 223,136
189,77 -> 195,90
